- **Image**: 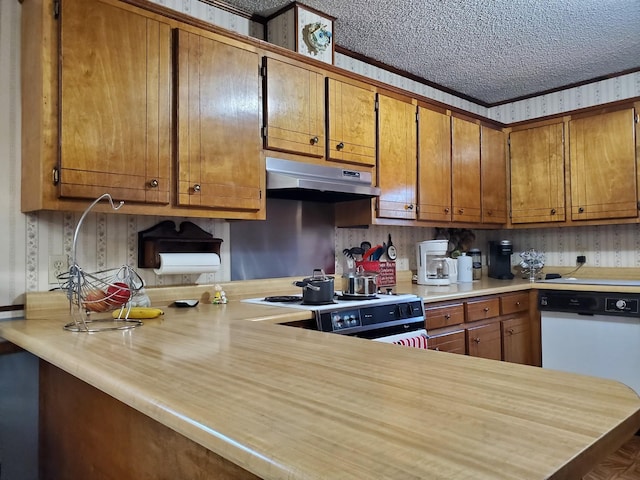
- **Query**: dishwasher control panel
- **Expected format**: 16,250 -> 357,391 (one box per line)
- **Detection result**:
539,290 -> 640,317
605,297 -> 639,314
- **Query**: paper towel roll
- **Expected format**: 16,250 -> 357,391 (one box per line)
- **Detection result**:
153,253 -> 220,275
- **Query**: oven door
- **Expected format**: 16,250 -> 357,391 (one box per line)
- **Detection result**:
372,328 -> 428,348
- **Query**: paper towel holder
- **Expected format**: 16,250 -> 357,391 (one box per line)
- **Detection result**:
137,221 -> 222,269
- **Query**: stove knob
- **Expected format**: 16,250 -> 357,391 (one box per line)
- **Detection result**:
616,299 -> 627,310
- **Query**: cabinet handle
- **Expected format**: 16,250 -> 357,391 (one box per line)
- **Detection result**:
578,207 -> 584,213
148,179 -> 159,188
310,136 -> 319,145
483,307 -> 490,312
458,208 -> 464,214
487,210 -> 493,216
193,184 -> 201,193
473,337 -> 481,343
550,208 -> 556,215
515,301 -> 521,306
405,204 -> 414,210
444,313 -> 451,319
507,328 -> 515,335
444,207 -> 450,213
336,142 -> 344,150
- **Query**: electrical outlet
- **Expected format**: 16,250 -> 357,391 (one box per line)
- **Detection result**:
48,254 -> 68,284
577,255 -> 587,265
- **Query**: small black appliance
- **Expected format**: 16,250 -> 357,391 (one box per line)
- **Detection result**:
488,240 -> 514,280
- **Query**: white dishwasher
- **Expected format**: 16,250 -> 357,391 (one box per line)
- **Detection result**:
539,290 -> 640,395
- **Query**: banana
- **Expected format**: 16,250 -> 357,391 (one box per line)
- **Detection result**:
112,307 -> 164,319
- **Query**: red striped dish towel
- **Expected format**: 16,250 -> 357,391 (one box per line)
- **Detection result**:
393,335 -> 428,349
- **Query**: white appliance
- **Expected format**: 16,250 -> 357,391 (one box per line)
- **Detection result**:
416,240 -> 454,286
539,289 -> 640,395
242,293 -> 427,342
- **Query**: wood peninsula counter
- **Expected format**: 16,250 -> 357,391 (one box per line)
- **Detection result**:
2,278 -> 640,479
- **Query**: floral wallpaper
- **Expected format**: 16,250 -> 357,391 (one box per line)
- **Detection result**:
1,0 -> 639,310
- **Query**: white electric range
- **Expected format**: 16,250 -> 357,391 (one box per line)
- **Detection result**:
242,292 -> 427,342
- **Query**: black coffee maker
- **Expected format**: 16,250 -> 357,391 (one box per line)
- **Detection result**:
488,240 -> 514,280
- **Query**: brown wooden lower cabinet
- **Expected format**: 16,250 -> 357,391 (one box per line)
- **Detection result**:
427,330 -> 465,354
466,322 -> 502,360
425,292 -> 540,366
501,315 -> 532,365
40,362 -> 258,480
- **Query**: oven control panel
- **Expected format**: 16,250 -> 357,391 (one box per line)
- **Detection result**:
316,300 -> 425,334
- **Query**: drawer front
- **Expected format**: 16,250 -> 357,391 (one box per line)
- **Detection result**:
500,292 -> 530,315
425,303 -> 464,330
428,330 -> 465,354
465,297 -> 500,322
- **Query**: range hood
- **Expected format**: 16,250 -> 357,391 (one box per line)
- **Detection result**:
266,157 -> 380,202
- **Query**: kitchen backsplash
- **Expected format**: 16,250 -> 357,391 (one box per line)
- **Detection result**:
1,0 -> 639,309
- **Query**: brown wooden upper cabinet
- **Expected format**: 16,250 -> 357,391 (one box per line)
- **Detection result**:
509,122 -> 566,224
417,106 -> 452,222
262,57 -> 325,158
377,94 -> 417,219
175,30 -> 262,212
451,116 -> 482,223
58,0 -> 171,204
569,107 -> 638,221
481,126 -> 508,224
326,78 -> 376,166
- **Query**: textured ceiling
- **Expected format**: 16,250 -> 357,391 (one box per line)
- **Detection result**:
219,0 -> 640,105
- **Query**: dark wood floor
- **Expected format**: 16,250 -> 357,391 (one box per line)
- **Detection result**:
584,435 -> 640,480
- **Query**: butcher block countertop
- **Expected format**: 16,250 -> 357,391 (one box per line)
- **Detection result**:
3,274 -> 640,479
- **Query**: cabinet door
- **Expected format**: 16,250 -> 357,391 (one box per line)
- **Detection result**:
569,108 -> 638,221
510,123 -> 565,223
176,30 -> 262,211
377,94 -> 417,219
326,78 -> 376,166
481,126 -> 507,224
428,331 -> 465,355
263,57 -> 324,157
59,0 -> 171,203
466,322 -> 501,360
501,316 -> 532,365
418,107 -> 452,221
452,117 -> 481,223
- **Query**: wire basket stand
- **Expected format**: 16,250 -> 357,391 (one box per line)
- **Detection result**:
59,194 -> 145,332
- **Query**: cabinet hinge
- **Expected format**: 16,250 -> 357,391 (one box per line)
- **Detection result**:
262,125 -> 267,138
374,99 -> 379,111
637,201 -> 640,211
415,111 -> 419,123
635,113 -> 639,124
52,167 -> 60,185
53,0 -> 60,19
259,65 -> 266,77
507,136 -> 511,146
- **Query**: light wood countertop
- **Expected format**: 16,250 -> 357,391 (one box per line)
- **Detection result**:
3,277 -> 640,479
